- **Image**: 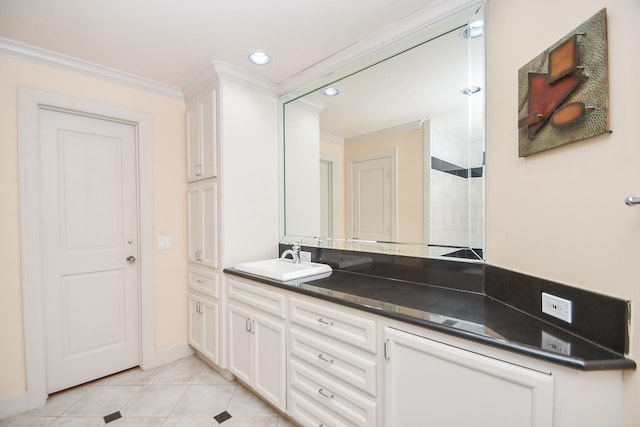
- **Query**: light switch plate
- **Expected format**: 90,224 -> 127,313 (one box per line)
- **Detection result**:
157,236 -> 173,250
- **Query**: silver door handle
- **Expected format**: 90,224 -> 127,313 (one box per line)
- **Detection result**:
625,196 -> 640,206
126,255 -> 136,263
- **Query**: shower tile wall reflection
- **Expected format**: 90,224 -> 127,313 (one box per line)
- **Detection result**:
428,121 -> 484,255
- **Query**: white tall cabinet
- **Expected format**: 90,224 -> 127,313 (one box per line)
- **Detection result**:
183,61 -> 279,370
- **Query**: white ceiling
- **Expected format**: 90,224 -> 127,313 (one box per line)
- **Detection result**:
0,0 -> 446,89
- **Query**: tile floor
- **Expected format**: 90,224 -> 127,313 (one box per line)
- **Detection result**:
0,355 -> 298,427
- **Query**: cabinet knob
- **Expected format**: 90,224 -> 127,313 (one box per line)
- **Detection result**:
126,255 -> 136,263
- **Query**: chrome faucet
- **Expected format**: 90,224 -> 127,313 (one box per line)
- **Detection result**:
281,243 -> 301,264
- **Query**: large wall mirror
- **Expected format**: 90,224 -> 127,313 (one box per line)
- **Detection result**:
282,3 -> 485,261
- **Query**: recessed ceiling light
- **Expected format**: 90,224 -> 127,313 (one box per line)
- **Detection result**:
248,50 -> 272,65
322,87 -> 340,96
461,86 -> 482,95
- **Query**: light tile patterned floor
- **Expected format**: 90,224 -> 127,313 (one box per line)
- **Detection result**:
0,356 -> 298,427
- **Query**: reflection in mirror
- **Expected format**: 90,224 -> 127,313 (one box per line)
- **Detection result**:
283,4 -> 485,261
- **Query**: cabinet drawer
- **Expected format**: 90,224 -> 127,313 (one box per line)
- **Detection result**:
290,359 -> 377,427
188,267 -> 219,298
290,327 -> 377,396
289,389 -> 358,427
289,296 -> 377,353
227,277 -> 286,319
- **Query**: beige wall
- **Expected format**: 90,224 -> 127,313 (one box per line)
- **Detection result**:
0,56 -> 187,398
485,0 -> 640,424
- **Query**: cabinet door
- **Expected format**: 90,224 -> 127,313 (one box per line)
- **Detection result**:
187,181 -> 218,268
187,185 -> 201,264
201,297 -> 219,364
188,294 -> 203,352
200,181 -> 218,268
199,91 -> 217,178
186,102 -> 201,181
186,91 -> 217,182
253,310 -> 287,412
227,303 -> 253,385
384,327 -> 553,427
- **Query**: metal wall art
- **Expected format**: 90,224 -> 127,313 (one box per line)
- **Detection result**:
518,9 -> 609,157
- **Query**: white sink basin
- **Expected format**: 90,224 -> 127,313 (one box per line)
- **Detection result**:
234,258 -> 332,283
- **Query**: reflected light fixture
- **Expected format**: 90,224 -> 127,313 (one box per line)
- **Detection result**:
248,50 -> 272,65
322,87 -> 340,96
461,86 -> 482,95
461,19 -> 484,39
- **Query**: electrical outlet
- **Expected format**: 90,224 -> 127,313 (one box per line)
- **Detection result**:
300,251 -> 312,262
542,292 -> 572,323
541,331 -> 571,355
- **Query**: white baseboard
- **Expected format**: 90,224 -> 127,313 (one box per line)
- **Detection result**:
0,390 -> 31,421
0,343 -> 194,421
143,342 -> 194,371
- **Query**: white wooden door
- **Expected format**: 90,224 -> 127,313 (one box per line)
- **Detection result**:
384,327 -> 554,427
350,153 -> 395,242
39,109 -> 140,393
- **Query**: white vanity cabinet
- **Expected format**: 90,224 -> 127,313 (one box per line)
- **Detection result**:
187,268 -> 220,364
227,277 -> 287,412
288,295 -> 379,427
187,180 -> 218,268
383,326 -> 553,427
222,276 -> 626,427
186,89 -> 216,182
188,292 -> 219,363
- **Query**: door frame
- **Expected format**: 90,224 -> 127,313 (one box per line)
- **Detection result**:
319,153 -> 337,238
18,87 -> 156,408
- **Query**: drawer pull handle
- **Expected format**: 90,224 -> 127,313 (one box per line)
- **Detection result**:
318,354 -> 334,364
197,279 -> 205,283
318,318 -> 334,326
318,388 -> 334,399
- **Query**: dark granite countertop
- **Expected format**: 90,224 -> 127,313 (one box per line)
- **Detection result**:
225,262 -> 636,371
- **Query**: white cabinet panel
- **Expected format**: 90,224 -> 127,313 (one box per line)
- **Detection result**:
187,90 -> 217,181
227,278 -> 287,412
187,181 -> 218,268
290,327 -> 377,396
290,359 -> 377,426
188,267 -> 219,298
227,303 -> 253,385
289,296 -> 377,353
188,293 -> 219,364
383,326 -> 554,427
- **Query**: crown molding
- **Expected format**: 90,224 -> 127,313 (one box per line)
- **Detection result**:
183,60 -> 279,100
320,132 -> 345,145
278,0 -> 483,97
345,120 -> 424,144
0,37 -> 184,99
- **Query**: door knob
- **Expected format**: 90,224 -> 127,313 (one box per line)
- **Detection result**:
625,196 -> 640,206
126,255 -> 136,263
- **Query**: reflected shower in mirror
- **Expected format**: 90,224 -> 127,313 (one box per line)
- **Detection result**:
283,4 -> 485,261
